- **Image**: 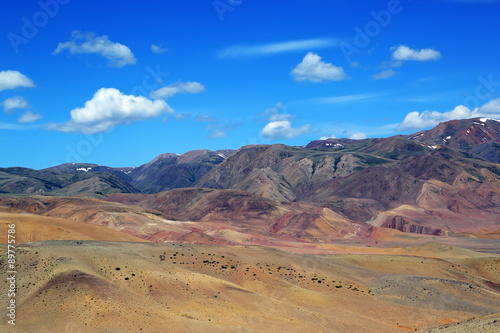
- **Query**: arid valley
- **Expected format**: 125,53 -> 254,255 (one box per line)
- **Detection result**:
1,118 -> 500,332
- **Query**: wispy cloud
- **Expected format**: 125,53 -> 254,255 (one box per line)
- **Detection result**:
371,69 -> 397,80
195,114 -> 217,122
291,52 -> 348,82
206,120 -> 240,138
18,111 -> 42,123
310,93 -> 383,104
53,31 -> 137,67
150,82 -> 205,100
173,113 -> 239,138
0,123 -> 26,130
151,44 -> 168,54
174,113 -> 192,121
219,38 -> 337,58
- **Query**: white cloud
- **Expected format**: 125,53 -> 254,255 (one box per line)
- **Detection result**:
371,69 -> 397,80
349,132 -> 367,140
261,120 -> 312,140
291,52 -> 348,82
0,70 -> 34,92
18,111 -> 42,123
391,45 -> 441,64
478,98 -> 500,116
150,82 -> 205,100
53,31 -> 136,67
2,96 -> 28,113
260,102 -> 312,140
47,88 -> 172,134
219,38 -> 337,58
397,98 -> 500,131
151,44 -> 168,54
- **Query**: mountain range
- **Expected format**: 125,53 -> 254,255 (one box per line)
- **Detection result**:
1,117 -> 500,244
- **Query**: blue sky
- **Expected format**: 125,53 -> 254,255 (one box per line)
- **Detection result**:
1,0 -> 499,169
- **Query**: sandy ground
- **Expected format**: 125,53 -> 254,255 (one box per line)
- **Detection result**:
0,240 -> 498,333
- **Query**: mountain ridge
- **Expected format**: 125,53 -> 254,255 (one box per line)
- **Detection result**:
2,118 -> 500,239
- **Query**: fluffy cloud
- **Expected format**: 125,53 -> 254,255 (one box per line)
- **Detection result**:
391,45 -> 441,64
219,38 -> 337,58
397,98 -> 500,131
53,31 -> 136,67
151,44 -> 168,54
371,69 -> 397,80
0,70 -> 34,92
262,121 -> 312,140
260,102 -> 312,140
291,52 -> 348,82
349,132 -> 367,140
478,98 -> 500,116
18,111 -> 42,123
150,82 -> 205,100
2,96 -> 28,113
47,88 -> 172,134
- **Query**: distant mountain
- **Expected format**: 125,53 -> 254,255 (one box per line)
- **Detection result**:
43,163 -> 135,182
49,174 -> 139,198
1,118 -> 500,239
0,164 -> 138,197
128,149 -> 234,193
194,144 -> 391,201
407,117 -> 500,162
0,167 -> 65,194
